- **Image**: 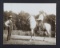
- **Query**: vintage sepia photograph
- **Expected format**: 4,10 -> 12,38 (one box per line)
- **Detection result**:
3,3 -> 56,45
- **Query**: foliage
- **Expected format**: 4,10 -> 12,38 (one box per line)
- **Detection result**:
3,11 -> 56,32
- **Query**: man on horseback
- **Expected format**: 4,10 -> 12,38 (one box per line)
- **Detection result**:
5,15 -> 13,41
36,11 -> 45,33
36,11 -> 51,37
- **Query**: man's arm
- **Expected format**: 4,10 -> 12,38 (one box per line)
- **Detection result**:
5,20 -> 10,27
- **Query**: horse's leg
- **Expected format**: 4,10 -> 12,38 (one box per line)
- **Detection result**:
45,23 -> 51,37
30,29 -> 34,41
43,24 -> 51,41
43,30 -> 51,41
47,28 -> 51,37
33,29 -> 36,41
43,24 -> 46,41
49,30 -> 51,37
43,31 -> 45,41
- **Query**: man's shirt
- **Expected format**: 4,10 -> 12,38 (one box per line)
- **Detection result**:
39,14 -> 44,21
5,20 -> 12,27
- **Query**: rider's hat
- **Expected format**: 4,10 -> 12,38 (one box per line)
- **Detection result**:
9,15 -> 12,18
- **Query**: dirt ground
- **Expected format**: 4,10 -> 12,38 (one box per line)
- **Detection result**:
3,30 -> 56,45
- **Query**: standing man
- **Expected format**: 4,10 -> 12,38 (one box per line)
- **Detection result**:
5,15 -> 13,41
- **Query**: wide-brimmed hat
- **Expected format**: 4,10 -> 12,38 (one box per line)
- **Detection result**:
9,15 -> 12,18
39,11 -> 44,15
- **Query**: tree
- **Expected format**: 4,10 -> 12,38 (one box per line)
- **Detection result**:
15,11 -> 30,30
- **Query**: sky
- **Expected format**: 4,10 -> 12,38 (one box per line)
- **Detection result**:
3,3 -> 56,15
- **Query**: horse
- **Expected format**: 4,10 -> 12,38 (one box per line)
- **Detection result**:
29,14 -> 51,41
26,12 -> 52,41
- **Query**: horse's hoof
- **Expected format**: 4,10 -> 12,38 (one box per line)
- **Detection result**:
33,38 -> 35,41
43,39 -> 44,41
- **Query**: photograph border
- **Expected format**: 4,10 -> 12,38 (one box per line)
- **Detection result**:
0,0 -> 59,48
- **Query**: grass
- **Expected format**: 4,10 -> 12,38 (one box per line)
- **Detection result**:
3,30 -> 56,45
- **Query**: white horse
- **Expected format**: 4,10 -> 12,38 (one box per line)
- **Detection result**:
29,12 -> 52,41
29,15 -> 36,41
